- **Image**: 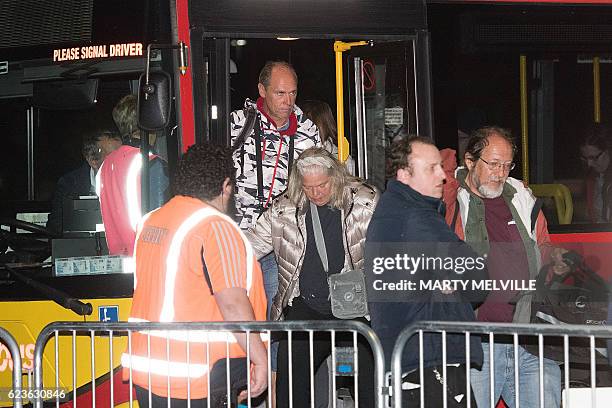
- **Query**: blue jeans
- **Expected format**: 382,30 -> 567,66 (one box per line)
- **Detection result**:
471,342 -> 561,408
259,252 -> 279,371
259,252 -> 279,319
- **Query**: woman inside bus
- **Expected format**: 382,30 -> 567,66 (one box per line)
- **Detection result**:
580,125 -> 612,222
301,100 -> 356,175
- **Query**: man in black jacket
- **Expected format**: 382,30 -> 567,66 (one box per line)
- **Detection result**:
365,136 -> 486,407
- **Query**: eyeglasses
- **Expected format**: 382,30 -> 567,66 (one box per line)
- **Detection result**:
478,157 -> 515,172
580,150 -> 605,163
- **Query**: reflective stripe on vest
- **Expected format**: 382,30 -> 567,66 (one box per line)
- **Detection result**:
126,154 -> 143,231
120,353 -> 208,378
95,151 -> 155,233
123,206 -> 257,379
159,207 -> 254,322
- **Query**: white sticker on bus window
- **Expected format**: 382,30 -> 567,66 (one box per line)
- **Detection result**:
384,107 -> 404,126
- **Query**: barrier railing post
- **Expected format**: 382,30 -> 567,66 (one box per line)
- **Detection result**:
390,321 -> 612,408
0,327 -> 23,408
32,320 -> 387,407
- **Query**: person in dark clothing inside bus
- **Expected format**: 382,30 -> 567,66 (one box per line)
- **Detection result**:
579,124 -> 612,222
47,129 -> 121,234
365,136 -> 487,407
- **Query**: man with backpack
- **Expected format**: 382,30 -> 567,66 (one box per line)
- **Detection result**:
230,60 -> 320,317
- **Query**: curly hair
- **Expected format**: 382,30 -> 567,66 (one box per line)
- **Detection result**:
464,126 -> 517,164
258,61 -> 298,88
112,94 -> 138,140
173,143 -> 235,201
386,135 -> 435,179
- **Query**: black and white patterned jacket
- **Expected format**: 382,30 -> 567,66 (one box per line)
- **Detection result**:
230,98 -> 320,230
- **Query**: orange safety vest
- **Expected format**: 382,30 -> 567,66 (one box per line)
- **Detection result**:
121,196 -> 266,399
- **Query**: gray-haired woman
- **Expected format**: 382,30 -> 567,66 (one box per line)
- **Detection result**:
245,147 -> 379,407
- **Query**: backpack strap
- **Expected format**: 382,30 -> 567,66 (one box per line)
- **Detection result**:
232,107 -> 258,177
231,107 -> 258,151
531,198 -> 543,232
287,133 -> 295,177
253,116 -> 265,209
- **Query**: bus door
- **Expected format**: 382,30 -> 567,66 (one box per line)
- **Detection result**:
347,34 -> 433,190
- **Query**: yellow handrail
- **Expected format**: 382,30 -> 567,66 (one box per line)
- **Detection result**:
594,56 -> 601,123
529,183 -> 574,225
334,40 -> 368,162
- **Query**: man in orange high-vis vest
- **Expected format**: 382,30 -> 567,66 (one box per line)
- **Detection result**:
121,143 -> 268,407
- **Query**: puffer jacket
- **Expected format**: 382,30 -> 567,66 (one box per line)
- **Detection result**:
245,181 -> 379,320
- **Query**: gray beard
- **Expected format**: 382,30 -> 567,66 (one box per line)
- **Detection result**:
477,183 -> 503,198
471,172 -> 504,198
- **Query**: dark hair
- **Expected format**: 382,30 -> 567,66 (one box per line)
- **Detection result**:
258,61 -> 298,88
173,143 -> 235,201
301,100 -> 337,145
581,124 -> 610,153
112,94 -> 138,140
82,129 -> 120,162
386,135 -> 436,179
464,126 -> 517,163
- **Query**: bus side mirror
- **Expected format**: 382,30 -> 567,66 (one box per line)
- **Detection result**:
137,71 -> 171,131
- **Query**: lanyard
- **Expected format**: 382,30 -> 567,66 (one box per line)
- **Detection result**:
310,201 -> 329,273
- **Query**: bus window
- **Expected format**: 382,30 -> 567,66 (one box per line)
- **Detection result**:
0,99 -> 29,201
428,3 -> 612,231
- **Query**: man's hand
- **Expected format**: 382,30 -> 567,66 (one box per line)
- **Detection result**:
238,361 -> 268,400
215,288 -> 269,400
550,247 -> 570,276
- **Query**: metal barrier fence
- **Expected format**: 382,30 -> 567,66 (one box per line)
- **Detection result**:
32,320 -> 386,408
0,326 -> 22,408
390,321 -> 612,408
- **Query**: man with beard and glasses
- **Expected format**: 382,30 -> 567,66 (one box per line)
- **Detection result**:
447,126 -> 569,408
123,143 -> 267,407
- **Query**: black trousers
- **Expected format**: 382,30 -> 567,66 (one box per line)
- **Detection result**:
135,386 -> 207,408
402,365 -> 478,408
135,358 -> 250,408
276,298 -> 375,407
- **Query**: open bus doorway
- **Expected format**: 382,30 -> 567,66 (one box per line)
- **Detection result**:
199,37 -> 427,191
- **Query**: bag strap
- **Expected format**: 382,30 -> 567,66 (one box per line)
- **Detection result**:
310,201 -> 329,273
531,198 -> 543,232
233,107 -> 258,178
231,107 -> 257,151
450,199 -> 460,232
288,133 -> 295,176
253,116 -> 265,208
